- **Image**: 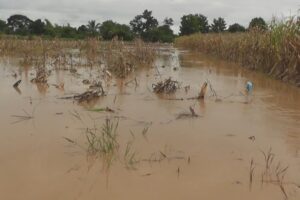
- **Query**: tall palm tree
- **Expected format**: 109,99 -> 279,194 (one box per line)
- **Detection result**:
87,20 -> 100,36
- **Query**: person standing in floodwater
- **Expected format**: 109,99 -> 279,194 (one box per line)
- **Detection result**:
245,81 -> 253,103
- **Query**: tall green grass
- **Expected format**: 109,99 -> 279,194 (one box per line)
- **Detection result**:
175,17 -> 300,86
85,119 -> 119,169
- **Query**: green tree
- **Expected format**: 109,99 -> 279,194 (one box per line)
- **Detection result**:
78,25 -> 88,33
7,14 -> 33,35
147,25 -> 174,43
30,19 -> 46,35
159,17 -> 175,42
249,17 -> 267,30
143,17 -> 175,43
77,25 -> 88,38
55,24 -> 78,39
44,19 -> 56,37
179,14 -> 209,35
115,24 -> 134,41
87,20 -> 100,37
0,19 -> 7,33
130,9 -> 158,40
100,20 -> 133,41
163,17 -> 174,26
228,23 -> 246,33
211,17 -> 226,33
75,25 -> 88,39
99,20 -> 117,40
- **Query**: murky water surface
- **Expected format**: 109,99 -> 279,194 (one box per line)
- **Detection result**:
0,49 -> 300,200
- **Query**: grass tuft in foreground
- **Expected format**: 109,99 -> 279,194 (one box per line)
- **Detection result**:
86,119 -> 119,167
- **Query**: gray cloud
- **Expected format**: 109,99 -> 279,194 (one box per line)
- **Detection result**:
0,0 -> 298,33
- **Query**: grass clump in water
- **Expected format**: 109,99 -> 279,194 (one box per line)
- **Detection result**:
86,119 -> 119,166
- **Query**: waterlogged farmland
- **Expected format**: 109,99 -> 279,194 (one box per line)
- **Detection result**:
0,39 -> 300,200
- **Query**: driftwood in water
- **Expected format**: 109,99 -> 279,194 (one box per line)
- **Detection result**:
59,82 -> 105,103
176,106 -> 199,119
198,82 -> 208,99
82,79 -> 90,85
189,106 -> 198,117
89,81 -> 104,91
152,78 -> 180,94
184,82 -> 208,100
87,106 -> 115,113
74,89 -> 105,103
52,83 -> 64,90
89,81 -> 105,97
13,80 -> 21,88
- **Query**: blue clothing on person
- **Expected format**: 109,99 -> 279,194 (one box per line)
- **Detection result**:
246,81 -> 253,93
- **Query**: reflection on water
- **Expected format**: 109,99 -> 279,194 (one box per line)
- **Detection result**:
13,86 -> 22,95
35,83 -> 49,95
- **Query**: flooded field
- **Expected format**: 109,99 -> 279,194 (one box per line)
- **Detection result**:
0,48 -> 300,200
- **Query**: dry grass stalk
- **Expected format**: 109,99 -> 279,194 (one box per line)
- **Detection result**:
175,17 -> 300,86
249,158 -> 255,190
85,119 -> 119,169
0,37 -> 157,78
11,109 -> 34,124
250,148 -> 291,199
198,82 -> 208,99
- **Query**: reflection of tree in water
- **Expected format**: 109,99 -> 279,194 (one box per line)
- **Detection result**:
36,83 -> 48,95
79,97 -> 101,109
13,85 -> 22,95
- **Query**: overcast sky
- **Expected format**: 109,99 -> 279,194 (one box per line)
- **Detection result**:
0,0 -> 299,33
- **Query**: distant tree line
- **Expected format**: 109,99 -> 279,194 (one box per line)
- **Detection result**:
179,14 -> 267,35
0,10 -> 268,42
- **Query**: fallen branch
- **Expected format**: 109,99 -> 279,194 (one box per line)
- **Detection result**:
13,80 -> 21,88
74,89 -> 105,103
87,107 -> 115,113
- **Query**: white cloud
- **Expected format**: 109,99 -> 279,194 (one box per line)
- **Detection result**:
0,0 -> 298,33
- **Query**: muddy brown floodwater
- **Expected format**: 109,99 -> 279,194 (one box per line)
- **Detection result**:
0,49 -> 300,200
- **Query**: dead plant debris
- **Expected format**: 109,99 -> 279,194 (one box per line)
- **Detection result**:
13,80 -> 21,88
152,78 -> 180,94
176,106 -> 199,119
74,89 -> 105,103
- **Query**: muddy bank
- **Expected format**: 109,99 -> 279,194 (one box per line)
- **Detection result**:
0,48 -> 300,200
